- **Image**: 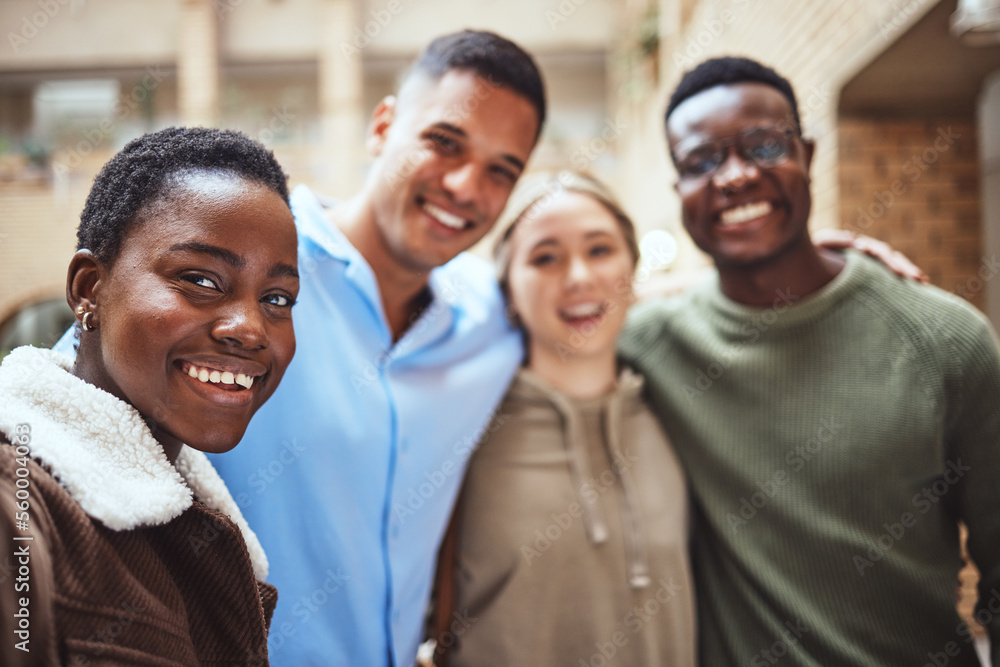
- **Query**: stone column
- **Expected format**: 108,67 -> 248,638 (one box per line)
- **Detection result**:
178,0 -> 219,127
318,0 -> 366,196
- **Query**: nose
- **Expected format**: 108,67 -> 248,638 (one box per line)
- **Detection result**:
712,147 -> 760,193
441,161 -> 480,205
211,300 -> 267,349
565,254 -> 594,288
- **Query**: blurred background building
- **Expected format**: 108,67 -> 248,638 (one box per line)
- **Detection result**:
1,0 -> 998,652
3,0 -> 1000,350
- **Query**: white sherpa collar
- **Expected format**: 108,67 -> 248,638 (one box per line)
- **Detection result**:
0,346 -> 268,580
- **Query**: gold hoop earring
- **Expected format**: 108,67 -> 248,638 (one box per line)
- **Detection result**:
81,311 -> 93,332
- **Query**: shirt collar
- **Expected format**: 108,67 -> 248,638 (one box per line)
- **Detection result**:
290,183 -> 357,265
291,184 -> 465,351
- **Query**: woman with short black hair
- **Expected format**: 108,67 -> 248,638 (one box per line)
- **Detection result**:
0,127 -> 299,666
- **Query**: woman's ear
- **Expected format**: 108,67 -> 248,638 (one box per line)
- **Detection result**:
66,249 -> 104,331
619,274 -> 637,306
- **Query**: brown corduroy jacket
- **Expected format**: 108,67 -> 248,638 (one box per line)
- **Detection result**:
0,347 -> 277,666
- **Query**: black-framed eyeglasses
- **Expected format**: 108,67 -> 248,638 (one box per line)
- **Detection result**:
673,127 -> 798,181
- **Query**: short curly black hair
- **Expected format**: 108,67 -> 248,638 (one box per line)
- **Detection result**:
666,56 -> 801,134
409,30 -> 546,141
77,126 -> 290,267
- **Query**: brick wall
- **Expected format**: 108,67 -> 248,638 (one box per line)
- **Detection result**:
839,117 -> 983,309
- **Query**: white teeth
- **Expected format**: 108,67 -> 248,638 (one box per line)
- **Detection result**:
721,201 -> 772,225
562,303 -> 603,318
423,202 -> 467,230
185,363 -> 257,389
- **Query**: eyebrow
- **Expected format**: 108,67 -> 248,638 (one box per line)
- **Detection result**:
169,241 -> 244,268
168,241 -> 299,279
269,263 -> 300,280
430,122 -> 526,173
528,230 -> 616,251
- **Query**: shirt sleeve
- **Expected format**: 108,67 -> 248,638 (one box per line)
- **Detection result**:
50,326 -> 77,357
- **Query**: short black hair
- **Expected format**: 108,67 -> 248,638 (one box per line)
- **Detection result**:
666,56 -> 801,134
410,30 -> 546,140
77,126 -> 290,266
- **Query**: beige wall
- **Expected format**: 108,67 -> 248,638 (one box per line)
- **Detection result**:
1,0 -> 620,68
352,0 -> 619,55
223,0 -> 324,62
0,179 -> 85,326
1,0 -> 180,69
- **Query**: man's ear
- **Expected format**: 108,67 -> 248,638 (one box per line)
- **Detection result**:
366,95 -> 397,156
800,136 -> 816,173
66,249 -> 104,327
665,132 -> 681,193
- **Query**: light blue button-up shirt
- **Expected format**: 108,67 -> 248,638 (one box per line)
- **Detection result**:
50,184 -> 521,665
208,186 -> 522,665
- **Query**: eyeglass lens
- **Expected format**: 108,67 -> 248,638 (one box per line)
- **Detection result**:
677,128 -> 792,179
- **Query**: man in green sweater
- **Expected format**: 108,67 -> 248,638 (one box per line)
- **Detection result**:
619,56 -> 1000,666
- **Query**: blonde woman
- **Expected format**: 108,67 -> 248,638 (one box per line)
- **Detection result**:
434,171 -> 696,667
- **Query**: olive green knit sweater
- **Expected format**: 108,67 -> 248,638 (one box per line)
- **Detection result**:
619,251 -> 1000,667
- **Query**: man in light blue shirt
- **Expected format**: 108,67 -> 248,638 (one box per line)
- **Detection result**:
55,30 -> 542,666
211,31 -> 544,666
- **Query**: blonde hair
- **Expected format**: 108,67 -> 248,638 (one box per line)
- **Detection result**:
493,170 -> 639,306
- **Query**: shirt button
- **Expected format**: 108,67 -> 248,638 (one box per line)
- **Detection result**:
391,525 -> 400,539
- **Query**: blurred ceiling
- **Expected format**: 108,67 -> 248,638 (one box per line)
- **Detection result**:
840,0 -> 1000,117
